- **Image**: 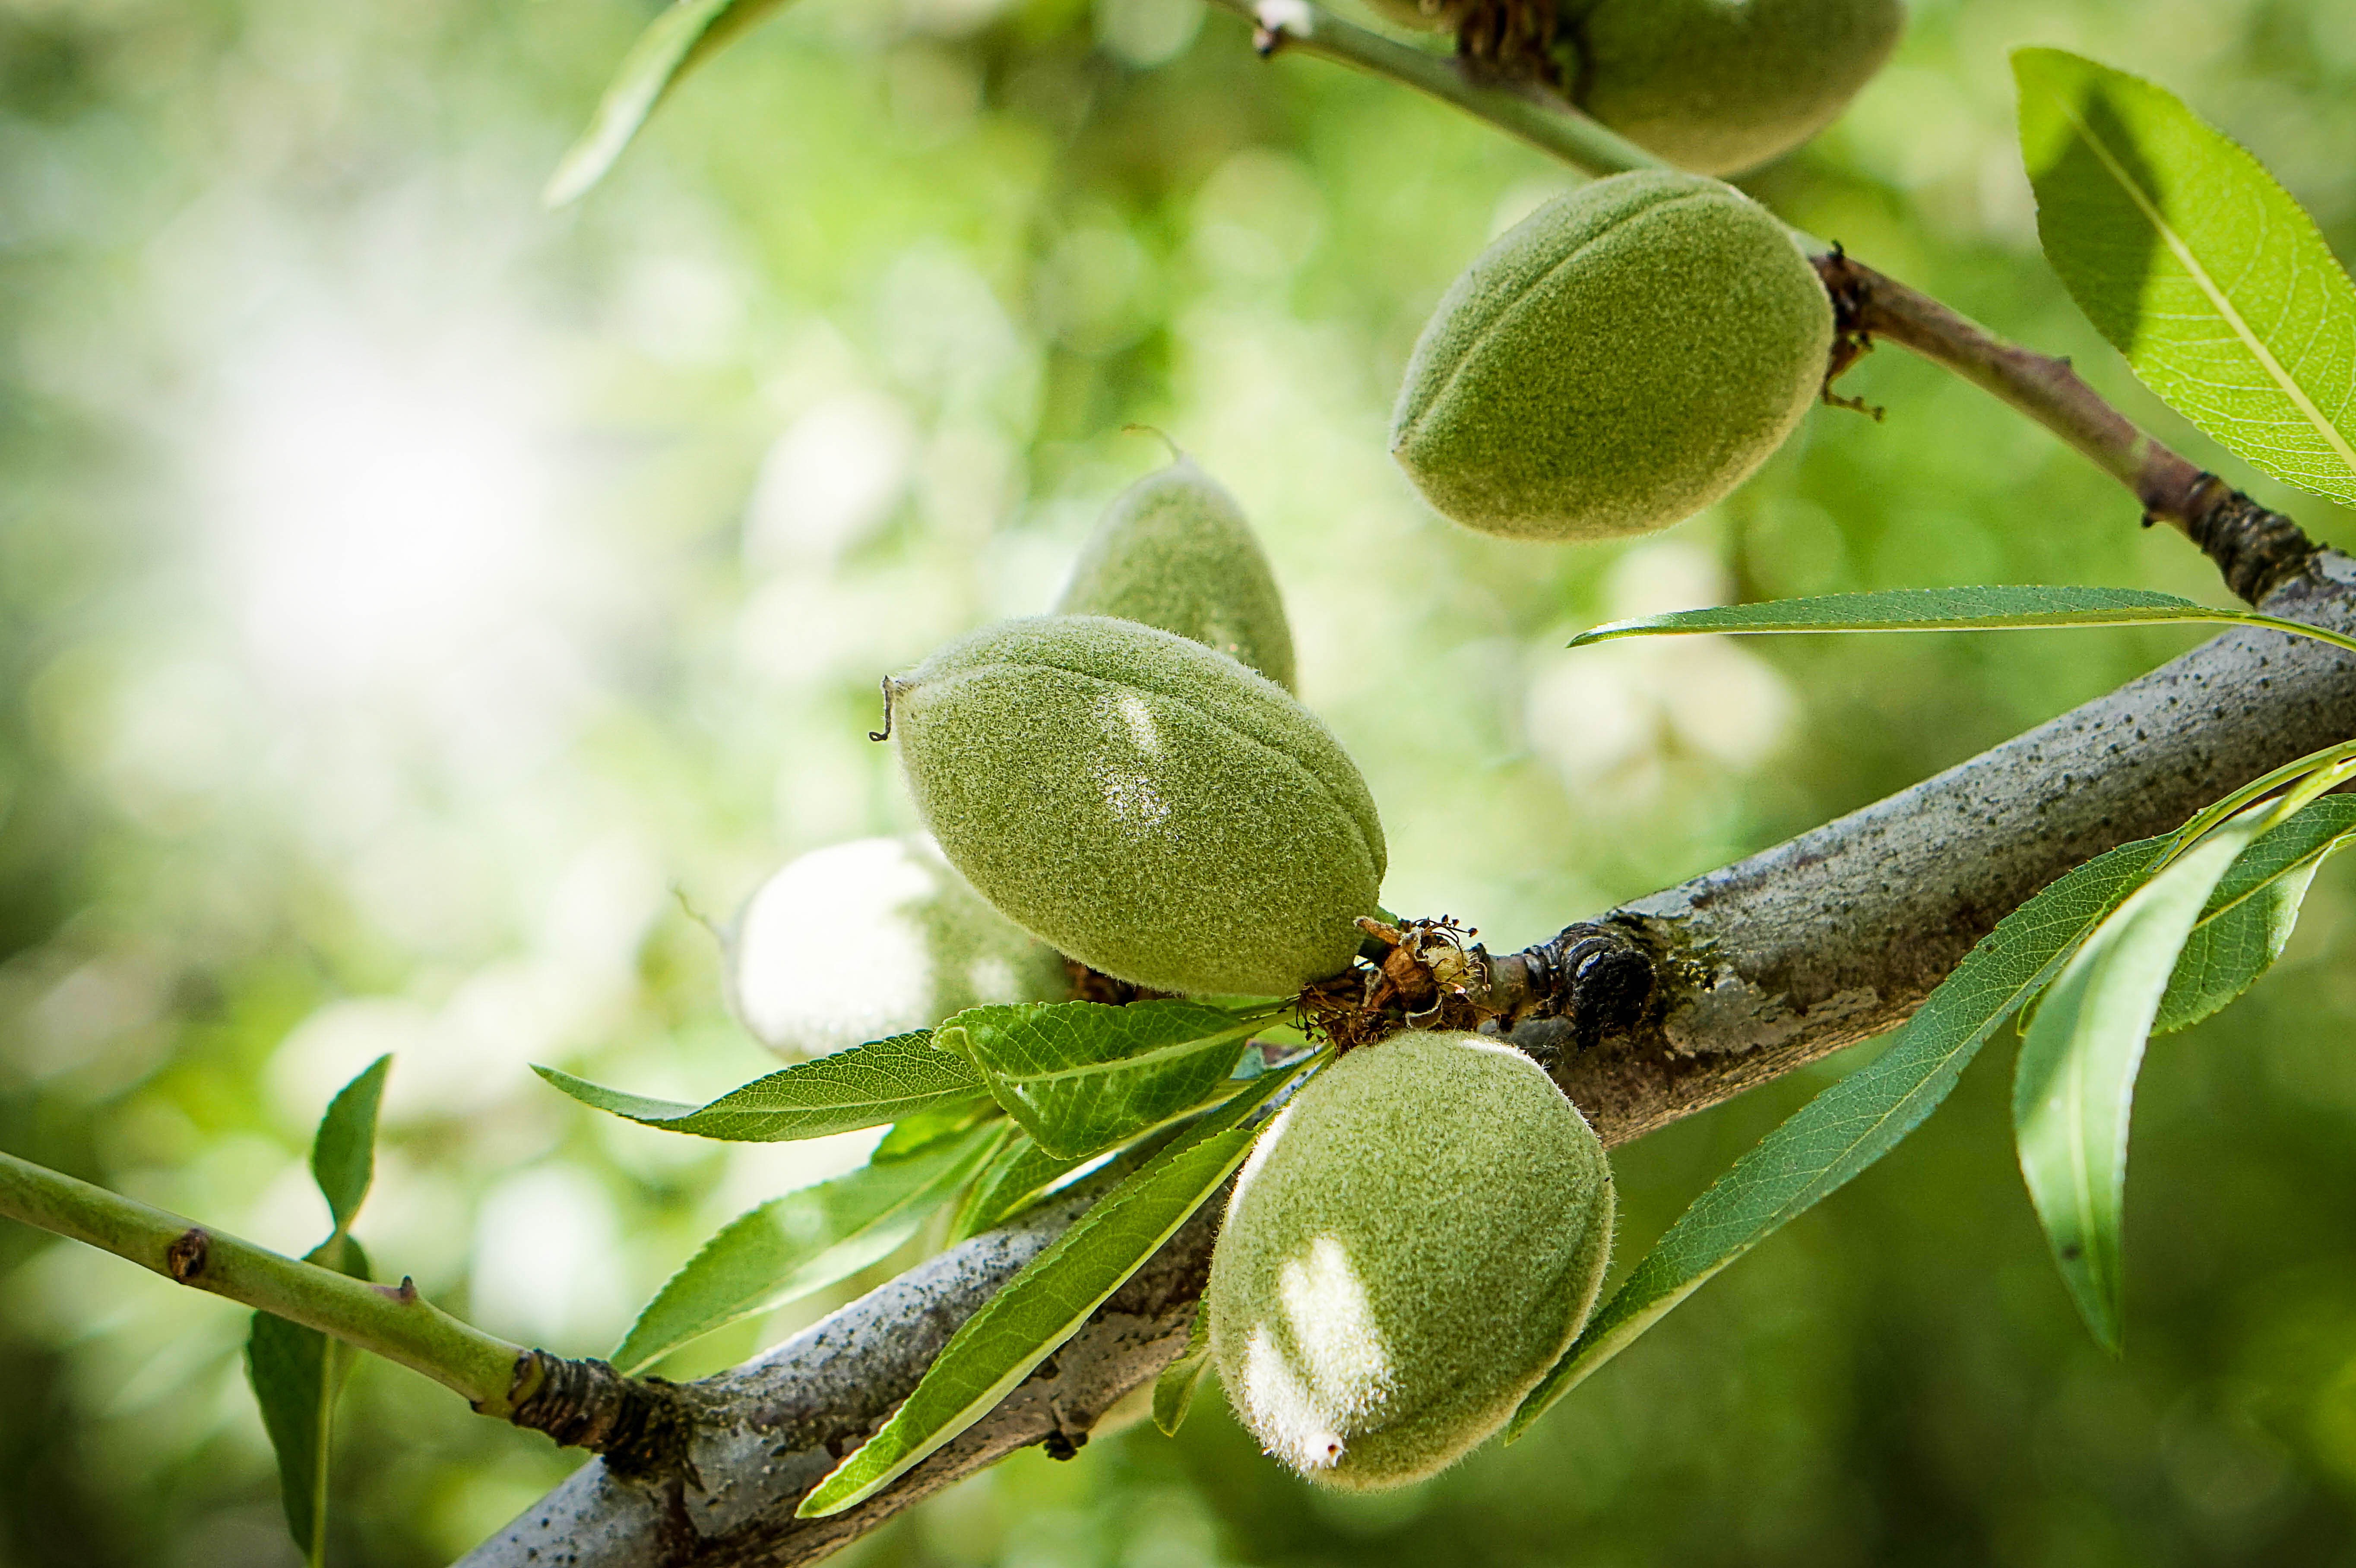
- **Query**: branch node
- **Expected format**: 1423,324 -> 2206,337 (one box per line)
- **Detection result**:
165,1227 -> 209,1283
2179,477 -> 2318,606
502,1350 -> 699,1480
1499,921 -> 1654,1056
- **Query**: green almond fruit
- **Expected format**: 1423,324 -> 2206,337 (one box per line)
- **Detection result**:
1390,169 -> 1832,543
725,834 -> 1071,1060
1560,0 -> 1903,177
1056,455 -> 1299,692
888,614 -> 1384,997
1208,1032 -> 1614,1489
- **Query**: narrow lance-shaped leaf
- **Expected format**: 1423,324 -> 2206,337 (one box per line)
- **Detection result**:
1508,836 -> 2170,1441
2014,815 -> 2265,1352
937,1000 -> 1267,1160
2016,48 -> 2356,504
2156,795 -> 2356,1034
545,0 -> 798,208
612,1122 -> 1008,1376
249,1055 -> 390,1565
1568,586 -> 2356,660
797,1053 -> 1322,1518
1152,1303 -> 1214,1438
535,1033 -> 986,1142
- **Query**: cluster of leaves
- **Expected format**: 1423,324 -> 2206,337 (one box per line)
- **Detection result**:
542,998 -> 1329,1514
1504,49 -> 2356,1432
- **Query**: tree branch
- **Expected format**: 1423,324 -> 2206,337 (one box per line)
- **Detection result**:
462,548 -> 2355,1568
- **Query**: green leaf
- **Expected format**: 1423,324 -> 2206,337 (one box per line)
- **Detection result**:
1566,586 -> 2356,658
612,1122 -> 1007,1376
1152,1303 -> 1213,1438
948,1132 -> 1091,1243
310,1055 -> 390,1236
2155,796 -> 2356,1034
796,1052 -> 1321,1518
249,1235 -> 371,1568
871,1098 -> 1001,1161
937,1001 -> 1265,1160
2015,49 -> 2356,504
535,1033 -> 984,1142
2014,815 -> 2266,1351
1508,835 -> 2170,1441
250,1054 -> 390,1565
545,0 -> 796,208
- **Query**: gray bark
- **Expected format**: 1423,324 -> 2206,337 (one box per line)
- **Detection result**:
460,552 -> 2356,1568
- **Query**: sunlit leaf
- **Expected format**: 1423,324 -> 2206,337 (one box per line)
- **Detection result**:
612,1122 -> 1007,1376
1151,1304 -> 1213,1438
938,1000 -> 1265,1160
2016,48 -> 2356,503
1509,836 -> 2169,1440
1567,587 -> 2356,657
796,1053 -> 1321,1518
2014,816 -> 2263,1351
2156,796 -> 2356,1034
535,1033 -> 985,1142
249,1055 -> 390,1565
545,0 -> 798,208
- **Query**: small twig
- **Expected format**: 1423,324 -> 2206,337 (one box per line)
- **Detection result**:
0,1148 -> 679,1455
1815,251 -> 2317,604
1479,922 -> 1656,1052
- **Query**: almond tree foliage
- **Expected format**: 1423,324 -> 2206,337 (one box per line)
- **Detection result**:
8,3 -> 2356,1568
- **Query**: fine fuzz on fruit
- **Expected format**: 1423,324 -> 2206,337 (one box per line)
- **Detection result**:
1208,1033 -> 1614,1489
1560,0 -> 1904,177
725,834 -> 1071,1059
1056,456 -> 1298,691
888,615 -> 1385,997
1390,170 -> 1832,543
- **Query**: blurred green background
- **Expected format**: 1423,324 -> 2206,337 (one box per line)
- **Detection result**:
7,0 -> 2356,1562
